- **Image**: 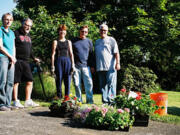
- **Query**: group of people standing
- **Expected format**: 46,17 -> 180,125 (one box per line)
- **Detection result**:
0,12 -> 120,111
0,13 -> 39,111
51,23 -> 120,105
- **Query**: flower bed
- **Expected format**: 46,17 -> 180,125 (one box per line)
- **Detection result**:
73,105 -> 134,131
49,90 -> 161,131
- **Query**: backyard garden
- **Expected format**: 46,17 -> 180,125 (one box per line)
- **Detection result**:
0,0 -> 179,134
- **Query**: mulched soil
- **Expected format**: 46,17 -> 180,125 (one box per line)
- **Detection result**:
0,107 -> 180,135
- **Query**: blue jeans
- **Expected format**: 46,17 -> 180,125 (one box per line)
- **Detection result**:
98,70 -> 117,104
0,56 -> 14,107
73,66 -> 93,103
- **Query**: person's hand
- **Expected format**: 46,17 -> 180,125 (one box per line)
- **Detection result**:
115,63 -> 120,70
10,56 -> 16,64
91,67 -> 95,73
51,66 -> 55,75
34,58 -> 40,63
8,56 -> 16,69
71,65 -> 75,74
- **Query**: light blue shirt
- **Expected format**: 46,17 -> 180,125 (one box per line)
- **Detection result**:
0,26 -> 15,57
95,36 -> 119,71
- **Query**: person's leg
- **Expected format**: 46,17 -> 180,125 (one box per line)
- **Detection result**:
73,67 -> 82,102
0,57 -> 10,110
25,81 -> 33,100
21,61 -> 39,107
13,83 -> 19,101
62,57 -> 71,97
98,71 -> 108,104
12,60 -> 24,108
12,83 -> 24,108
64,74 -> 71,97
55,57 -> 63,98
82,67 -> 93,104
106,70 -> 117,104
24,81 -> 39,107
5,64 -> 15,107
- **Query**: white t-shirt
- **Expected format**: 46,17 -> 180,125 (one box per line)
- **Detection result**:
95,36 -> 119,71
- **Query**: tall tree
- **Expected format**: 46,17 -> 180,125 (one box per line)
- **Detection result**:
13,0 -> 180,90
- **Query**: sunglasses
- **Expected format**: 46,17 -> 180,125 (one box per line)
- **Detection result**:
100,29 -> 108,32
81,30 -> 88,33
24,23 -> 32,28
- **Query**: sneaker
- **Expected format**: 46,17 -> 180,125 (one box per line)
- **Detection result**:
24,99 -> 39,107
7,105 -> 19,110
13,100 -> 24,108
0,106 -> 11,111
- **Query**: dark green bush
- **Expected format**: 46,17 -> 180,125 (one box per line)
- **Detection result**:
117,64 -> 159,94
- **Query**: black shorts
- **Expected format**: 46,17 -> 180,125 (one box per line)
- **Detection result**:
14,60 -> 33,83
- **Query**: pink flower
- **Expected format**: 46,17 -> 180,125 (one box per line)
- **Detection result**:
121,88 -> 126,93
92,105 -> 100,111
102,107 -> 108,116
124,108 -> 130,113
80,112 -> 86,119
117,109 -> 124,113
83,107 -> 92,113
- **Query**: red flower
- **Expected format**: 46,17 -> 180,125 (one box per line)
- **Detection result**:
136,92 -> 142,97
136,95 -> 142,100
63,96 -> 70,102
121,88 -> 126,93
73,97 -> 77,100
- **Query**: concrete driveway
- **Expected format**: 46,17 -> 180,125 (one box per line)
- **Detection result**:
0,107 -> 180,135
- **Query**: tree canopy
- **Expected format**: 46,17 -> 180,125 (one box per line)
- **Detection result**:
12,0 -> 180,90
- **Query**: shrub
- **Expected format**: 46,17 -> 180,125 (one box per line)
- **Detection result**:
117,64 -> 159,94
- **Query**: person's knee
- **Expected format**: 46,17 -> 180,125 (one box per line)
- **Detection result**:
26,81 -> 33,86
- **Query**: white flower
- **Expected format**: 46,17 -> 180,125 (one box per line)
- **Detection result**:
131,101 -> 134,105
128,91 -> 138,99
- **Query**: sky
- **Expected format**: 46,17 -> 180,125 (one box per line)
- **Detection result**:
0,0 -> 17,19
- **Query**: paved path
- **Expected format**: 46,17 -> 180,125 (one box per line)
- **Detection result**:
0,107 -> 180,135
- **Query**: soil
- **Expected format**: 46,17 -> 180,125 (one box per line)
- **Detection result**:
0,107 -> 180,135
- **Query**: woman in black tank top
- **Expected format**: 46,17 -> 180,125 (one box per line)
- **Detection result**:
51,24 -> 75,99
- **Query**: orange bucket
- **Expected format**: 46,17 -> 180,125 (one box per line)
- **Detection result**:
150,93 -> 168,116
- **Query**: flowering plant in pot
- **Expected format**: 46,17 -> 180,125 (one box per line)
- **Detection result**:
73,105 -> 134,131
49,94 -> 81,117
113,89 -> 158,126
113,89 -> 157,116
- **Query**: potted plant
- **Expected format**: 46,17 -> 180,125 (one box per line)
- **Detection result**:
73,105 -> 134,131
49,95 -> 81,117
113,89 -> 158,126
